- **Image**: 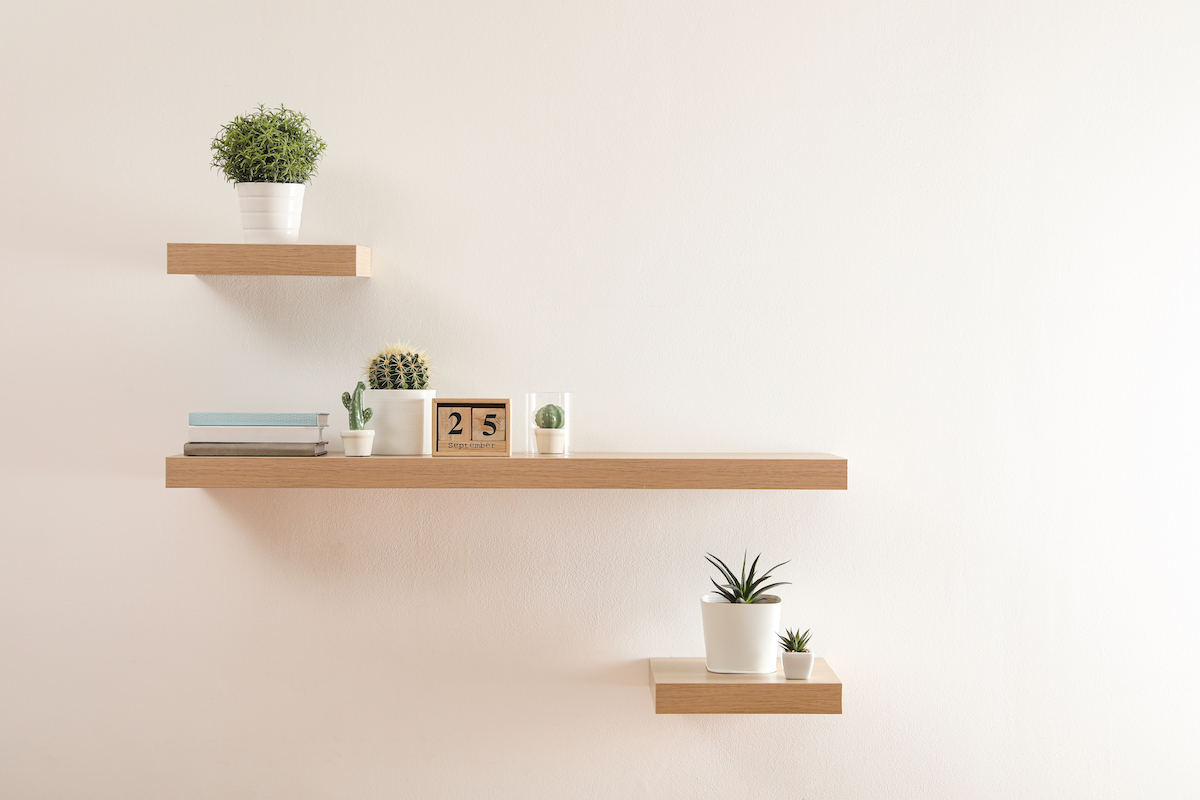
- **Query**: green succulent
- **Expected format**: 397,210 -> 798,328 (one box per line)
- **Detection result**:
706,551 -> 790,604
365,343 -> 432,390
535,404 -> 565,429
341,381 -> 373,430
777,628 -> 812,653
211,104 -> 327,184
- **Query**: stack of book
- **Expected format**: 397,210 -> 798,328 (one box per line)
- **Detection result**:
184,412 -> 330,456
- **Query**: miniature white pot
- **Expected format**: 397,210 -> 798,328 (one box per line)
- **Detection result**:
781,650 -> 814,680
534,428 -> 566,455
341,430 -> 374,457
237,183 -> 304,243
365,389 -> 435,455
700,593 -> 781,674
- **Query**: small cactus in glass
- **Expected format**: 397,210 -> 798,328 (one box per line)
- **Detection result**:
535,404 -> 565,429
365,343 -> 431,390
342,381 -> 373,430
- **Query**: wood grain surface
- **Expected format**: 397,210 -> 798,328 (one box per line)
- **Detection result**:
165,452 -> 848,489
649,657 -> 842,714
167,244 -> 370,276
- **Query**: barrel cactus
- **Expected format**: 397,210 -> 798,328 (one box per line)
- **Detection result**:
535,403 -> 565,429
341,381 -> 373,430
365,343 -> 432,390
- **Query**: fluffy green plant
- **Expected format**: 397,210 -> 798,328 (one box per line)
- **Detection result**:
777,628 -> 812,653
342,381 -> 373,430
365,343 -> 432,390
706,551 -> 790,604
210,104 -> 327,184
534,404 -> 565,429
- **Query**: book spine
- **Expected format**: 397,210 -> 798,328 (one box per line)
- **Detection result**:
187,426 -> 327,443
189,413 -> 329,427
184,443 -> 327,457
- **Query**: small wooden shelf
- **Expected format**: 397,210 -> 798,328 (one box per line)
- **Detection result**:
167,244 -> 370,276
649,658 -> 842,714
164,452 -> 847,490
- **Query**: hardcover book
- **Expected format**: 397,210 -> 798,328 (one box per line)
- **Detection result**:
183,442 -> 328,457
189,412 -> 330,427
187,425 -> 327,443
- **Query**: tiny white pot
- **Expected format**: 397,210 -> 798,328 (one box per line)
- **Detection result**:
237,183 -> 305,243
534,428 -> 566,455
365,389 -> 435,455
781,651 -> 814,680
700,593 -> 781,674
341,430 -> 374,457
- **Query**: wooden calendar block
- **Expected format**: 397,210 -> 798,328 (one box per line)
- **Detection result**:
432,399 -> 512,456
472,407 -> 506,442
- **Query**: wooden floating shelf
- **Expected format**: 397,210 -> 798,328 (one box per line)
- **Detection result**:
165,452 -> 847,490
167,244 -> 370,276
649,657 -> 842,714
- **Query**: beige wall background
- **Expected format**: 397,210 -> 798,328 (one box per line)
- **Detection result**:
2,1 -> 1198,797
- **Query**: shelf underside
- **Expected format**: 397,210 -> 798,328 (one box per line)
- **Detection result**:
167,244 -> 370,276
649,658 -> 842,714
165,452 -> 847,490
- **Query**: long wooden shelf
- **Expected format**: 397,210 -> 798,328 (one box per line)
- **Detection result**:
164,452 -> 847,490
167,244 -> 370,276
649,657 -> 842,714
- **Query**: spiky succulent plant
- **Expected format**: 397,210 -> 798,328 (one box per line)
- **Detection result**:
706,551 -> 790,604
342,381 -> 373,430
365,343 -> 431,390
534,403 -> 564,429
778,628 -> 811,653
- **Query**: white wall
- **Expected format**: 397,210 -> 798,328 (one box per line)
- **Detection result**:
2,1 -> 1197,797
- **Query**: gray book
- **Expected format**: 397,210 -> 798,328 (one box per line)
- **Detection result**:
183,442 -> 328,457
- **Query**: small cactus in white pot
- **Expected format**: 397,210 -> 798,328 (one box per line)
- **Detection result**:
778,628 -> 814,680
341,381 -> 374,457
362,343 -> 435,455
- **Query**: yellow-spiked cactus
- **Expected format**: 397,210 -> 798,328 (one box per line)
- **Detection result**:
365,343 -> 431,390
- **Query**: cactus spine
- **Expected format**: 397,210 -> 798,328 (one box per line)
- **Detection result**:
342,381 -> 373,430
535,404 -> 565,429
365,343 -> 432,390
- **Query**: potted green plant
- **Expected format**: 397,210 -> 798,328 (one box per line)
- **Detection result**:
533,403 -> 566,454
210,104 -> 327,243
778,628 -> 814,680
362,343 -> 435,455
701,552 -> 789,674
341,381 -> 374,457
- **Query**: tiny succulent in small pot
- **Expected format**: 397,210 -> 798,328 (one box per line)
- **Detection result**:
210,104 -> 327,243
362,343 -> 436,455
340,381 -> 375,457
779,628 -> 815,680
701,552 -> 790,674
532,401 -> 567,454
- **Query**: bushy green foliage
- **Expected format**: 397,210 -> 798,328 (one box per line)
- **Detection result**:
535,404 -> 565,429
706,551 -> 790,604
366,343 -> 432,390
778,628 -> 812,653
210,105 -> 327,184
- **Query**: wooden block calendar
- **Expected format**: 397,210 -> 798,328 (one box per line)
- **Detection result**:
432,398 -> 512,457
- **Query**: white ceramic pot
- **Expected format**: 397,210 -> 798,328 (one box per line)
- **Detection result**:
237,183 -> 305,243
341,429 -> 374,457
700,593 -> 781,674
365,389 -> 435,455
781,650 -> 814,680
534,428 -> 566,455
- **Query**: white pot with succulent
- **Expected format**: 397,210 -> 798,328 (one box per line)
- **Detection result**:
211,104 -> 327,244
340,382 -> 375,457
779,628 -> 814,680
701,552 -> 789,674
362,343 -> 435,456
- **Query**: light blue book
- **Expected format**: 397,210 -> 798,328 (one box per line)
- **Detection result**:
189,412 -> 330,427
